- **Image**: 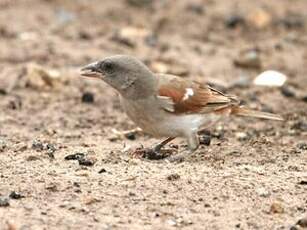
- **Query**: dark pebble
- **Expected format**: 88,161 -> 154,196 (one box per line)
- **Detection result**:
0,89 -> 7,95
225,15 -> 245,28
124,132 -> 136,140
9,191 -> 25,199
280,14 -> 305,29
302,95 -> 307,103
78,158 -> 95,166
297,217 -> 307,227
289,225 -> 299,230
46,143 -> 56,158
0,197 -> 10,207
280,86 -> 296,98
299,180 -> 307,185
8,96 -> 22,110
291,121 -> 307,131
297,142 -> 307,150
81,92 -> 94,103
64,152 -> 85,161
32,140 -> 44,151
98,168 -> 107,174
199,135 -> 211,146
166,173 -> 180,181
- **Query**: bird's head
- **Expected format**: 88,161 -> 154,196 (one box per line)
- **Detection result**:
80,55 -> 156,99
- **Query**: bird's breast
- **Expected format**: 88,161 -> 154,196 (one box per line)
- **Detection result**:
120,96 -> 223,138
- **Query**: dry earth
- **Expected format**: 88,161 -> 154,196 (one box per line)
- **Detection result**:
0,0 -> 306,229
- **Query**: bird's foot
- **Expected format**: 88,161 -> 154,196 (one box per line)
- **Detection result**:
128,145 -> 176,160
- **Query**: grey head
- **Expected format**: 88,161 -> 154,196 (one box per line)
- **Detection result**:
80,55 -> 157,99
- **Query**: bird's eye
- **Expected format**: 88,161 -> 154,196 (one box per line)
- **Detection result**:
103,62 -> 114,72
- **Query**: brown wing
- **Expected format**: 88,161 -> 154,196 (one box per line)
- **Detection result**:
157,74 -> 239,114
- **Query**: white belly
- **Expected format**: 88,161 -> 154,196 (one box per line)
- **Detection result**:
120,96 -> 222,138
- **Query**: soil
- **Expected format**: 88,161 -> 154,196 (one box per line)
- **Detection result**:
0,0 -> 306,229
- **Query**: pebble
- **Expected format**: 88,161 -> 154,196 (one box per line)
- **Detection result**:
166,173 -> 180,181
98,168 -> 107,174
235,132 -> 249,141
225,15 -> 245,28
46,143 -> 56,158
32,139 -> 44,151
64,152 -> 85,161
0,139 -> 7,152
234,49 -> 261,69
270,202 -> 284,214
301,95 -> 307,103
256,187 -> 270,197
0,197 -> 10,207
124,132 -> 136,140
281,85 -> 296,98
297,216 -> 307,227
199,135 -> 211,146
280,13 -> 305,29
78,158 -> 95,166
291,121 -> 307,131
81,92 -> 94,103
297,142 -> 307,150
9,191 -> 25,199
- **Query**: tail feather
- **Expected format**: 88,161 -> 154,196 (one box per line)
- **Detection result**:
231,106 -> 284,121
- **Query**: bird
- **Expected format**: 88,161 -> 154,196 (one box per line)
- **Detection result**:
80,55 -> 283,162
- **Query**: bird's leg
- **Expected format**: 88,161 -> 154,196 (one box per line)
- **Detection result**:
139,137 -> 176,160
166,132 -> 199,163
152,137 -> 176,152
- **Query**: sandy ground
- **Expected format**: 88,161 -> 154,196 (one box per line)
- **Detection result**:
0,0 -> 306,229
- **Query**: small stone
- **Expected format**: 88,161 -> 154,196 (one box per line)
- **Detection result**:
81,92 -> 94,103
280,13 -> 304,29
234,49 -> 261,69
298,180 -> 307,185
78,158 -> 95,166
247,8 -> 272,29
270,202 -> 284,214
297,142 -> 307,150
32,139 -> 44,151
235,132 -> 249,141
301,95 -> 307,103
9,191 -> 25,199
8,97 -> 22,110
166,173 -> 180,181
289,225 -> 299,230
46,143 -> 56,158
64,152 -> 85,161
124,132 -> 136,140
297,216 -> 307,227
256,187 -> 270,197
0,139 -> 7,152
0,197 -> 10,207
225,15 -> 245,28
167,219 -> 177,226
98,168 -> 107,174
281,86 -> 296,98
199,135 -> 211,146
291,121 -> 307,131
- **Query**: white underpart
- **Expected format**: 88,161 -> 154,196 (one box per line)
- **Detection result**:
182,88 -> 194,101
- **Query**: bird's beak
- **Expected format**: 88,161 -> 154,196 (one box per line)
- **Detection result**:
80,62 -> 101,78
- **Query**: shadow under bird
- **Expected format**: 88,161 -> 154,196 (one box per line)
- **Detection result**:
80,55 -> 283,162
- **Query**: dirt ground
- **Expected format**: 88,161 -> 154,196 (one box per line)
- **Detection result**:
0,0 -> 307,229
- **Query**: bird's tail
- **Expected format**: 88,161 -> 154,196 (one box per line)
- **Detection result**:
231,106 -> 284,121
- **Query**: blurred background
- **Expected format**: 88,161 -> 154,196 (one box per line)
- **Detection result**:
0,0 -> 306,229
